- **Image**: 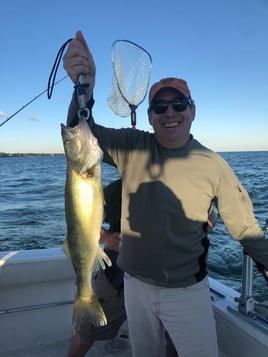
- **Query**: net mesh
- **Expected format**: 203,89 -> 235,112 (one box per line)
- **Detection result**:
107,40 -> 152,118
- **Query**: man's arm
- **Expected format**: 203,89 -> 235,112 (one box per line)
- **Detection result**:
63,31 -> 96,126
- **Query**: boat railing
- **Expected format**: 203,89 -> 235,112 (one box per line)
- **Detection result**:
233,252 -> 268,333
236,252 -> 255,316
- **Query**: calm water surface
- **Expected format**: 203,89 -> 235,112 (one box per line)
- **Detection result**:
0,151 -> 267,301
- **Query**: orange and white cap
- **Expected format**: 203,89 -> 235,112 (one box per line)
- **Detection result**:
149,77 -> 191,105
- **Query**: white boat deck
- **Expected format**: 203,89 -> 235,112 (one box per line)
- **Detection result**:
1,319 -> 229,357
5,320 -> 132,357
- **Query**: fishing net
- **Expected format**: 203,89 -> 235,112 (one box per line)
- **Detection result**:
107,40 -> 152,127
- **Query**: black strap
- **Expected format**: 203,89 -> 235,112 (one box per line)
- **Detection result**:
47,38 -> 73,99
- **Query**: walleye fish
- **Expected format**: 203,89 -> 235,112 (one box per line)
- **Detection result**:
61,118 -> 111,327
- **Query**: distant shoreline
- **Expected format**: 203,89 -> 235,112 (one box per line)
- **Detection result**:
0,152 -> 64,157
1,151 -> 267,158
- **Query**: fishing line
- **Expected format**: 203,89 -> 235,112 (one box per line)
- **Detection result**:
0,38 -> 72,128
0,76 -> 67,128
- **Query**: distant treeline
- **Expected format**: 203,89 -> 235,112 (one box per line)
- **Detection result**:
0,152 -> 64,157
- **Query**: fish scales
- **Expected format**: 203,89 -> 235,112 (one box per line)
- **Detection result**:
61,118 -> 111,327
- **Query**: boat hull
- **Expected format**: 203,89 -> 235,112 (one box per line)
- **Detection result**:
0,248 -> 267,356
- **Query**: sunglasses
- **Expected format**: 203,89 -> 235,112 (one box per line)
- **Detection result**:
150,97 -> 192,114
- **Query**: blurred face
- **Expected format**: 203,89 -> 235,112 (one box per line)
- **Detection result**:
148,88 -> 195,148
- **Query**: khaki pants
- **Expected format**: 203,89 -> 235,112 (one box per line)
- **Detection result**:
124,274 -> 219,357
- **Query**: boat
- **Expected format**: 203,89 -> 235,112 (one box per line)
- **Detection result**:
0,247 -> 267,356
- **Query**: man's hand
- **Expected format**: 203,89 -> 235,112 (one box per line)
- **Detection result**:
63,30 -> 96,101
100,228 -> 121,252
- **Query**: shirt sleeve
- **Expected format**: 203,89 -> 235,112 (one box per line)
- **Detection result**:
215,157 -> 268,267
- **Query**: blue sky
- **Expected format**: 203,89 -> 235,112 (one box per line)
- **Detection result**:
1,0 -> 268,153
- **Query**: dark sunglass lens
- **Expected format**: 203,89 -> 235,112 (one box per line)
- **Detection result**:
153,102 -> 168,114
172,102 -> 187,112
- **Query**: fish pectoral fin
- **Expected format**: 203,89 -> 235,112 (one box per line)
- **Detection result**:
62,238 -> 71,259
96,247 -> 112,270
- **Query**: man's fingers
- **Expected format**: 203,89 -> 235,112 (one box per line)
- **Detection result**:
76,30 -> 96,74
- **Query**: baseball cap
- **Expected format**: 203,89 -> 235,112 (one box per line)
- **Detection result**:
148,77 -> 191,105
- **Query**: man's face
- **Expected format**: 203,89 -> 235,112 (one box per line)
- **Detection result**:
148,88 -> 195,149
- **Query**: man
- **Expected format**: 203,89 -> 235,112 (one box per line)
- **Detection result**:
63,31 -> 268,357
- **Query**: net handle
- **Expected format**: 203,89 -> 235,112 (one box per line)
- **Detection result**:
130,104 -> 137,128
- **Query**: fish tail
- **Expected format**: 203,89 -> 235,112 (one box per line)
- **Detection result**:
72,295 -> 107,327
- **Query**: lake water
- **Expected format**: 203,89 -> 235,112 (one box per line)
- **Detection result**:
0,151 -> 268,301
